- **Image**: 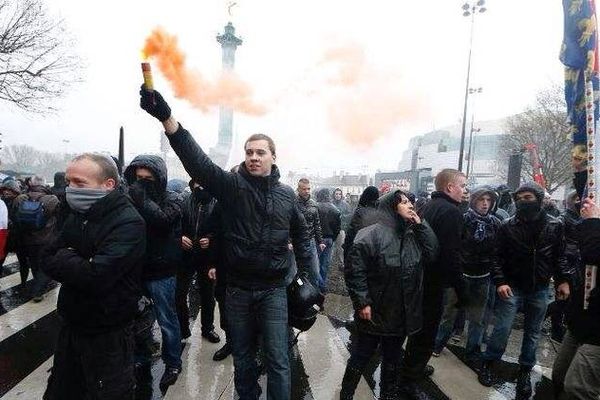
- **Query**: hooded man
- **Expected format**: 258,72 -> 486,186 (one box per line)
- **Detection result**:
41,153 -> 146,400
139,87 -> 313,400
479,182 -> 571,399
433,186 -> 501,362
124,155 -> 184,389
315,188 -> 341,292
343,186 -> 380,269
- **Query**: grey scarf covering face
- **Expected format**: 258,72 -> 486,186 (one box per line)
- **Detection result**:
65,186 -> 109,213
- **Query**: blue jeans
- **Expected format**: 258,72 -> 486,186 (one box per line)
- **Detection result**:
306,240 -> 320,289
317,238 -> 334,292
483,286 -> 549,368
145,277 -> 182,369
434,276 -> 490,358
226,286 -> 290,400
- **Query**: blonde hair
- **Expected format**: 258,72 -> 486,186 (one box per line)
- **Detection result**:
434,169 -> 466,192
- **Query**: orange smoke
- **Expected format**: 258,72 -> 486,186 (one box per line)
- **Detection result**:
321,43 -> 427,146
142,27 -> 265,115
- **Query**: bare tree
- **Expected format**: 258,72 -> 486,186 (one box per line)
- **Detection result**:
499,85 -> 572,194
1,144 -> 74,181
0,0 -> 80,113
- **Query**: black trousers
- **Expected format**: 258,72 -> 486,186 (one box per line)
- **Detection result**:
402,284 -> 445,381
44,323 -> 135,400
215,278 -> 228,339
175,264 -> 216,336
348,332 -> 405,370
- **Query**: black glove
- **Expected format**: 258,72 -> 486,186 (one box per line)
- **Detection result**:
139,85 -> 172,122
128,180 -> 146,207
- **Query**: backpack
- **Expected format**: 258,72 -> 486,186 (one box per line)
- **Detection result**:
16,196 -> 47,231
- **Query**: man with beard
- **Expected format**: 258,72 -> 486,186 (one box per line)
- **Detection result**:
124,155 -> 184,389
139,87 -> 313,400
176,178 -> 220,343
399,169 -> 468,400
478,182 -> 571,399
41,153 -> 146,399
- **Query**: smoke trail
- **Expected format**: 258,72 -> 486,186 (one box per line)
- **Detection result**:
320,42 -> 427,146
142,27 -> 265,115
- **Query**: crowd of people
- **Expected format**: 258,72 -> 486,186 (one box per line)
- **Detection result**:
0,86 -> 597,400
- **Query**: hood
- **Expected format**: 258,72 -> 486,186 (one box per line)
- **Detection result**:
513,182 -> 544,205
124,155 -> 168,194
0,179 -> 21,195
53,172 -> 66,189
469,185 -> 498,214
315,188 -> 331,202
377,190 -> 408,232
167,179 -> 187,194
358,186 -> 380,207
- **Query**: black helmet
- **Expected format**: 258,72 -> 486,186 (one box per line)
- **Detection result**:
287,272 -> 324,332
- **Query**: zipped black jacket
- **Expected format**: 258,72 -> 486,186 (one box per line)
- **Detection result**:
493,212 -> 571,292
41,190 -> 146,333
297,196 -> 323,244
181,191 -> 216,268
166,124 -> 313,290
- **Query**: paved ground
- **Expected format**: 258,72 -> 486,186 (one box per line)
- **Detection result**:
0,254 -> 559,399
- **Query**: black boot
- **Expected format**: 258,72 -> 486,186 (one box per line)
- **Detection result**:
478,361 -> 495,387
213,342 -> 232,361
340,365 -> 362,400
380,363 -> 400,400
516,366 -> 532,399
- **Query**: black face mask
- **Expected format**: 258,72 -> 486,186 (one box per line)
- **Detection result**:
137,178 -> 159,200
516,200 -> 541,221
193,187 -> 211,203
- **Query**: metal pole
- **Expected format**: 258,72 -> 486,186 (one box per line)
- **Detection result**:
466,114 -> 475,177
119,126 -> 125,175
458,8 -> 476,171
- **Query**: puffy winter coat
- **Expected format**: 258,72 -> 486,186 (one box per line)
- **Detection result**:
166,124 -> 313,290
42,189 -> 146,333
124,155 -> 183,281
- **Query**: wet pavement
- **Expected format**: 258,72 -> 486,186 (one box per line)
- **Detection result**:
0,255 -> 562,399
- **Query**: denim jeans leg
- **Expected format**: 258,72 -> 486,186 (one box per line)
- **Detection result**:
434,288 -> 458,352
145,277 -> 182,369
519,287 -> 549,368
257,287 -> 291,400
306,241 -> 320,288
318,238 -> 334,292
465,276 -> 490,357
483,289 -> 521,362
226,287 -> 260,400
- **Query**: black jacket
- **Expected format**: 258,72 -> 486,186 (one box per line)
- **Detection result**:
41,190 -> 146,333
166,124 -> 313,290
561,208 -> 582,270
461,209 -> 501,277
181,190 -> 217,268
124,155 -> 183,281
419,191 -> 463,289
343,205 -> 379,264
346,191 -> 438,336
493,212 -> 571,293
568,218 -> 600,345
315,191 -> 341,240
297,196 -> 323,244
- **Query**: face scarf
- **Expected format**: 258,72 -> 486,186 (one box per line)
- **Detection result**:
515,200 -> 541,221
66,186 -> 109,214
137,178 -> 159,201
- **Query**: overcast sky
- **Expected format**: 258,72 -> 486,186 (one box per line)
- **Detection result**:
1,0 -> 581,175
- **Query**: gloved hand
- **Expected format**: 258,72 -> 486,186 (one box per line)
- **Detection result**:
128,180 -> 146,207
139,85 -> 172,122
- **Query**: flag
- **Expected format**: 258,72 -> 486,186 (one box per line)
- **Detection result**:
560,0 -> 599,145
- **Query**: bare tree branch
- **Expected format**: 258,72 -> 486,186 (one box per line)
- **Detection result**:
0,0 -> 81,113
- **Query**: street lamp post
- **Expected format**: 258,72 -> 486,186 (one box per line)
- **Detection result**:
458,0 -> 487,172
466,87 -> 482,179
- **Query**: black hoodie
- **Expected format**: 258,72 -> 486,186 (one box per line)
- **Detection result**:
124,155 -> 183,281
